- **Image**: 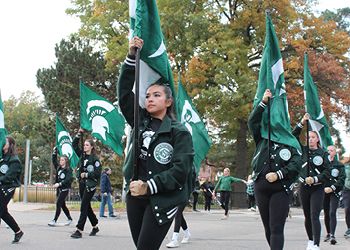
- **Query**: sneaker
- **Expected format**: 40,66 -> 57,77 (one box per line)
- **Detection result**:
306,240 -> 314,250
65,219 -> 73,226
330,236 -> 337,245
71,230 -> 82,238
324,234 -> 331,242
220,215 -> 228,220
110,214 -> 117,217
312,245 -> 320,250
48,220 -> 56,227
100,215 -> 107,218
181,236 -> 190,244
166,240 -> 179,248
250,207 -> 256,212
89,227 -> 99,236
12,231 -> 24,244
344,229 -> 350,238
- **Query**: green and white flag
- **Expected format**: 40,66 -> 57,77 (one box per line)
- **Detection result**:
56,115 -> 79,168
254,14 -> 301,152
0,92 -> 7,159
129,0 -> 175,107
176,79 -> 212,173
80,83 -> 125,156
304,53 -> 333,148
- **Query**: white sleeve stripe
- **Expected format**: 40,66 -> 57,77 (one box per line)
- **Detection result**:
126,57 -> 136,62
297,123 -> 303,128
147,180 -> 154,195
124,60 -> 135,66
259,102 -> 266,108
331,185 -> 336,191
276,170 -> 283,179
150,179 -> 158,194
314,176 -> 318,183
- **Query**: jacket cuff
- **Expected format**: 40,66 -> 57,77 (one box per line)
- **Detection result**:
297,122 -> 303,128
331,185 -> 336,191
259,102 -> 267,109
313,176 -> 319,184
125,55 -> 136,67
276,170 -> 284,180
147,179 -> 158,195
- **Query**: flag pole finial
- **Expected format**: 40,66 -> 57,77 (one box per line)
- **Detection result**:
265,9 -> 271,16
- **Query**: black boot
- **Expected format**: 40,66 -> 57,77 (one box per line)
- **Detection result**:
12,231 -> 24,243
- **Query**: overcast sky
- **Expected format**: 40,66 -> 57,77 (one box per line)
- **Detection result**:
0,0 -> 349,151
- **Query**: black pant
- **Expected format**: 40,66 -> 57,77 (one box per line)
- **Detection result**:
192,192 -> 199,210
247,194 -> 256,208
126,194 -> 173,250
343,190 -> 350,228
219,191 -> 231,215
54,189 -> 72,221
204,195 -> 212,211
300,184 -> 324,246
254,178 -> 289,250
76,183 -> 98,231
174,204 -> 187,233
0,188 -> 20,233
323,192 -> 339,236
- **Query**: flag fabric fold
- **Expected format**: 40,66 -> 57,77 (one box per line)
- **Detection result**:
80,83 -> 125,156
0,92 -> 7,159
303,53 -> 333,148
254,14 -> 301,152
55,115 -> 79,168
176,79 -> 211,173
129,0 -> 175,107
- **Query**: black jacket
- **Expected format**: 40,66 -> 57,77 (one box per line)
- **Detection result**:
248,101 -> 302,194
100,172 -> 112,194
52,151 -> 73,190
292,123 -> 330,185
324,159 -> 345,198
0,154 -> 22,189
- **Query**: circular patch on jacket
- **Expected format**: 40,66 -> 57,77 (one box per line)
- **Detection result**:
312,156 -> 323,166
87,165 -> 94,172
154,143 -> 173,165
59,172 -> 66,179
95,161 -> 100,167
331,168 -> 339,178
0,164 -> 9,174
279,149 -> 291,161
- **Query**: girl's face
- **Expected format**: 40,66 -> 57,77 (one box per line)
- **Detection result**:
145,85 -> 172,120
84,141 -> 93,154
223,169 -> 229,176
2,138 -> 9,154
59,157 -> 67,168
309,131 -> 319,148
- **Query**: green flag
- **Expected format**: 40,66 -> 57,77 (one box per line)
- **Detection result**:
254,14 -> 301,152
80,83 -> 125,156
176,79 -> 212,173
0,92 -> 7,159
304,53 -> 333,148
129,0 -> 175,107
56,115 -> 79,168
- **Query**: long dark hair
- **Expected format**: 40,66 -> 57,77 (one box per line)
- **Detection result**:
85,138 -> 96,155
147,83 -> 176,120
5,136 -> 17,156
60,155 -> 71,168
309,131 -> 321,148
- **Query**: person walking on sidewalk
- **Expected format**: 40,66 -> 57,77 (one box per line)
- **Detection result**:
0,136 -> 24,243
212,168 -> 246,220
99,167 -> 117,218
166,203 -> 191,248
48,147 -> 73,226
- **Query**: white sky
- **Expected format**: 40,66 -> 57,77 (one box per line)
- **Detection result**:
0,0 -> 349,151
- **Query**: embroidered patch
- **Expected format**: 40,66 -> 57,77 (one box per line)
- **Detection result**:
95,161 -> 100,167
279,149 -> 291,161
154,143 -> 173,165
0,164 -> 9,174
59,172 -> 66,179
331,168 -> 339,178
312,156 -> 323,166
87,165 -> 94,172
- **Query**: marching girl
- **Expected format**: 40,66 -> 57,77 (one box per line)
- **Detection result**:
48,147 -> 73,226
293,113 -> 331,250
248,89 -> 302,250
212,168 -> 246,220
322,145 -> 345,245
0,136 -> 24,243
71,129 -> 101,238
117,36 -> 194,250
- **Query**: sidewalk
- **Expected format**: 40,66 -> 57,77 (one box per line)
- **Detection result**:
1,205 -> 349,250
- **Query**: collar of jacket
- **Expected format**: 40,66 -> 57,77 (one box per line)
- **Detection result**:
142,114 -> 173,135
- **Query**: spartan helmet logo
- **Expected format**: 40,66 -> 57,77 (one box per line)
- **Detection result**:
180,100 -> 201,135
86,100 -> 116,140
58,131 -> 74,159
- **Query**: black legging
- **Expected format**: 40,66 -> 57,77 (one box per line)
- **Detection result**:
254,178 -> 289,250
323,192 -> 339,236
76,183 -> 98,231
344,190 -> 350,229
192,192 -> 199,210
54,189 -> 72,221
126,194 -> 173,250
300,184 -> 324,246
219,191 -> 231,215
174,204 -> 187,233
0,188 -> 20,233
248,194 -> 255,208
204,195 -> 212,211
